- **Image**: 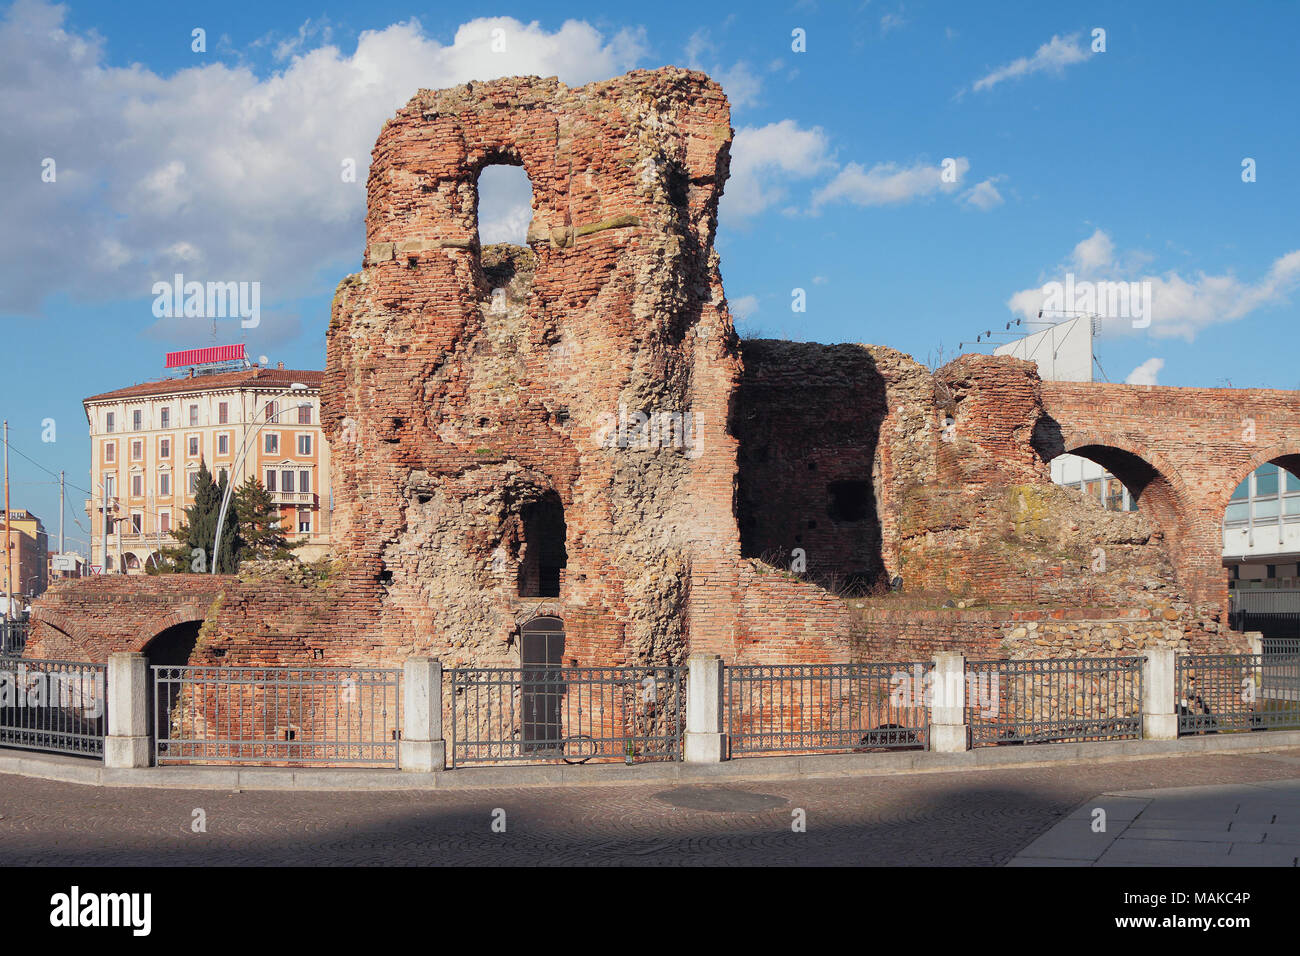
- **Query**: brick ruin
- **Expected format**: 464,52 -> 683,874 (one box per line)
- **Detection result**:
31,66 -> 1299,680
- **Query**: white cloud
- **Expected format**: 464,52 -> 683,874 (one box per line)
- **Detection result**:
813,157 -> 968,208
1006,229 -> 1300,340
730,295 -> 759,320
881,13 -> 907,34
0,1 -> 647,344
723,120 -> 834,221
962,177 -> 1004,211
971,33 -> 1091,94
1125,357 -> 1164,386
684,28 -> 762,108
1070,228 -> 1115,271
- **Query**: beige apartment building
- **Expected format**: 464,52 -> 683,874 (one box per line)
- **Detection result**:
83,357 -> 331,573
1,509 -> 49,605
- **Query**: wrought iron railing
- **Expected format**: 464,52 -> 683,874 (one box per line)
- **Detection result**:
0,657 -> 107,757
0,621 -> 29,657
966,656 -> 1144,746
153,665 -> 401,766
446,665 -> 685,767
724,662 -> 931,755
1176,651 -> 1300,735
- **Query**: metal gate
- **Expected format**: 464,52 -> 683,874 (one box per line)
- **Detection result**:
0,658 -> 106,757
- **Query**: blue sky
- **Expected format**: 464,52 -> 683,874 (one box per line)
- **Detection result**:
2,0 -> 1298,549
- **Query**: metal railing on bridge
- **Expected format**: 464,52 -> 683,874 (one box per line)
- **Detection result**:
446,665 -> 685,767
966,656 -> 1144,746
152,665 -> 402,767
1,621 -> 29,657
0,657 -> 106,757
724,662 -> 931,755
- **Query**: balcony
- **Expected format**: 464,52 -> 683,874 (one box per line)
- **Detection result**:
272,491 -> 316,506
84,497 -> 121,515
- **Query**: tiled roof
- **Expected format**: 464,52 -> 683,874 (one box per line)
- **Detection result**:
84,368 -> 324,404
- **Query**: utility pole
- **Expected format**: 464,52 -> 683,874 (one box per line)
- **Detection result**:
101,481 -> 108,576
59,470 -> 65,578
3,420 -> 10,617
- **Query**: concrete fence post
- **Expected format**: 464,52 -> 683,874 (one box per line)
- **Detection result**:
104,652 -> 150,768
1142,648 -> 1178,740
1247,633 -> 1263,657
929,652 -> 968,753
684,653 -> 726,763
399,657 -> 446,772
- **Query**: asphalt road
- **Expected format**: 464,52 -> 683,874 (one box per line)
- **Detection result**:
3,749 -> 1300,865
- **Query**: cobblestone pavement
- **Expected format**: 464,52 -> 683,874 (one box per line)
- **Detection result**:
2,750 -> 1299,866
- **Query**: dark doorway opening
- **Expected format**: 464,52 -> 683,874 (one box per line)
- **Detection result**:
518,491 -> 567,598
143,620 -> 201,758
520,616 -> 565,753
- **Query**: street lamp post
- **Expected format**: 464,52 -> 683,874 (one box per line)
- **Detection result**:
211,383 -> 307,574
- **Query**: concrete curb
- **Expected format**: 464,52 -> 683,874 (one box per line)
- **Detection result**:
3,729 -> 1299,792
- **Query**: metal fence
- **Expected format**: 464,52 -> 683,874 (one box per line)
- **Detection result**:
1177,651 -> 1300,735
0,657 -> 107,757
966,657 -> 1144,746
153,665 -> 402,766
724,662 -> 931,755
447,665 -> 685,767
0,621 -> 29,657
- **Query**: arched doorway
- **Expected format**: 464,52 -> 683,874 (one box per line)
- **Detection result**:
519,616 -> 565,752
142,620 -> 202,755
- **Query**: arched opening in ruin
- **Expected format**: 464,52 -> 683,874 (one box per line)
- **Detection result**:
517,491 -> 567,599
1221,453 -> 1300,634
1055,443 -> 1181,535
519,615 -> 565,752
143,619 -> 202,750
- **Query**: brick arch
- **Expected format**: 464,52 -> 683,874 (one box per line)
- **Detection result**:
1213,441 -> 1300,517
1048,428 -> 1211,600
132,605 -> 208,652
26,607 -> 98,660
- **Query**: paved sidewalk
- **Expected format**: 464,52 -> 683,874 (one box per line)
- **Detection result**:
1009,756 -> 1300,866
2,748 -> 1299,865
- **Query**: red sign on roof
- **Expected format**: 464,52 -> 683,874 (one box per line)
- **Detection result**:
165,344 -> 247,369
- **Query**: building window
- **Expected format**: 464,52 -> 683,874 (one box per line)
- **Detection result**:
131,440 -> 143,461
105,412 -> 115,433
299,470 -> 311,494
218,468 -> 229,486
160,511 -> 170,533
219,402 -> 229,424
160,438 -> 171,459
160,407 -> 170,429
131,475 -> 143,498
265,470 -> 277,492
265,433 -> 279,454
298,404 -> 312,425
103,475 -> 116,498
218,434 -> 229,456
132,410 -> 143,430
297,434 -> 312,456
189,404 -> 199,426
159,473 -> 170,496
188,436 -> 199,457
188,471 -> 199,495
264,401 -> 278,422
281,470 -> 295,493
131,513 -> 142,534
105,442 -> 115,463
298,510 -> 312,534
